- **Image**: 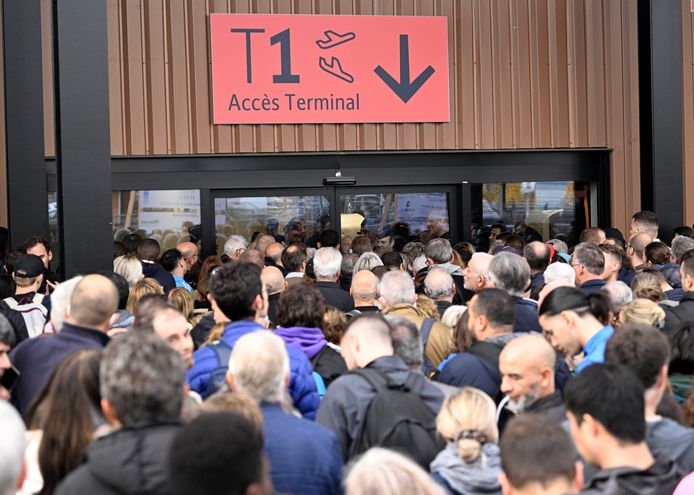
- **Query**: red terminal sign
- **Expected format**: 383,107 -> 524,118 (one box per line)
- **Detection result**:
210,14 -> 449,124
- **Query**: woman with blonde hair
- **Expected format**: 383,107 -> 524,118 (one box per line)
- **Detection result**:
126,278 -> 163,314
167,287 -> 195,326
430,387 -> 502,495
113,254 -> 143,288
619,298 -> 666,329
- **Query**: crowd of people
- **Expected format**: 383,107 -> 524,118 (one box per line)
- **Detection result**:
1,210 -> 694,494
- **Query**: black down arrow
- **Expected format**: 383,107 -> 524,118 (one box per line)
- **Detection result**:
374,34 -> 435,103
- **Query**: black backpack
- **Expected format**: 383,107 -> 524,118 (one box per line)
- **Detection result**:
350,368 -> 444,468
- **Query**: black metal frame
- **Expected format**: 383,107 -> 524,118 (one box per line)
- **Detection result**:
638,0 -> 684,243
49,148 -> 610,261
2,1 -> 48,248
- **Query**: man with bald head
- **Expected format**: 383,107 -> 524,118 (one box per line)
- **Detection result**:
10,274 -> 118,418
254,234 -> 275,258
463,252 -> 494,292
627,232 -> 653,272
176,241 -> 199,272
317,315 -> 444,460
498,334 -> 564,423
265,242 -> 285,273
348,270 -> 380,316
524,241 -> 550,293
424,268 -> 456,317
261,266 -> 286,327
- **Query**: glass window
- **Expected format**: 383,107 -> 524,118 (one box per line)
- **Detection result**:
471,181 -> 590,249
339,192 -> 450,247
48,191 -> 60,274
112,190 -> 201,249
214,195 -> 331,255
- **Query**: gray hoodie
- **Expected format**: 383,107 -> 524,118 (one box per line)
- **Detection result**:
430,442 -> 502,495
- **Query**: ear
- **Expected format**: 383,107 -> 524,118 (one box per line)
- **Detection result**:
498,472 -> 513,495
427,257 -> 435,266
283,370 -> 290,391
226,370 -> 236,392
16,460 -> 27,493
48,251 -> 53,263
574,460 -> 585,491
101,399 -> 122,427
451,283 -> 457,296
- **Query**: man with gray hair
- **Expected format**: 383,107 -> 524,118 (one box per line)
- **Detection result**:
601,281 -> 633,316
572,242 -> 606,294
672,235 -> 694,264
463,252 -> 494,292
425,238 -> 467,301
380,270 -> 453,368
313,247 -> 353,312
223,234 -> 248,260
0,401 -> 25,495
227,332 -> 342,495
424,268 -> 456,318
55,332 -> 185,494
489,252 -> 541,333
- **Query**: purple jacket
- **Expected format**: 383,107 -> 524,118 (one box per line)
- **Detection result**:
274,327 -> 327,359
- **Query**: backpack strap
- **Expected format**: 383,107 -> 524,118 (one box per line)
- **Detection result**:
33,293 -> 44,305
420,318 -> 435,348
210,340 -> 232,368
349,367 -> 391,393
3,297 -> 17,309
345,309 -> 362,318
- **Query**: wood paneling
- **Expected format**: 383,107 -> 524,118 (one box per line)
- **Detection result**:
38,0 -> 641,231
683,1 -> 694,226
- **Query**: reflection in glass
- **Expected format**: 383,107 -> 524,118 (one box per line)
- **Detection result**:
214,196 -> 330,255
471,181 -> 589,251
112,190 -> 201,249
339,192 -> 450,250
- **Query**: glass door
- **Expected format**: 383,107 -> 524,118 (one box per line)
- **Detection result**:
336,186 -> 459,248
208,188 -> 334,256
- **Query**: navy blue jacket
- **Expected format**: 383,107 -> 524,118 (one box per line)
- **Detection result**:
512,296 -> 542,333
580,279 -> 606,295
530,272 -> 545,290
10,322 -> 110,419
435,352 -> 500,399
262,403 -> 342,495
141,260 -> 176,293
187,320 -> 320,419
619,267 -> 635,286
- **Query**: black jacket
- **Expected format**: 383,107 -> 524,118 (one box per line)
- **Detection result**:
55,423 -> 181,495
525,391 -> 566,423
663,292 -> 694,338
580,453 -> 682,495
315,281 -> 354,312
580,279 -> 607,295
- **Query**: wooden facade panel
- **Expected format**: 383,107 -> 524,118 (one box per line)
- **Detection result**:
33,0 -> 642,230
683,1 -> 694,226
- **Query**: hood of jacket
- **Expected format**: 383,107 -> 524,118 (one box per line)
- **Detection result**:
274,326 -> 327,359
384,303 -> 426,318
583,453 -> 683,495
80,423 -> 180,493
431,442 -> 502,494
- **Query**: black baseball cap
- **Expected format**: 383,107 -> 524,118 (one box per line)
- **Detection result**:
14,254 -> 44,278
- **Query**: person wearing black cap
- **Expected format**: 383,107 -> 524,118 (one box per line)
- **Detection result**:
3,254 -> 50,339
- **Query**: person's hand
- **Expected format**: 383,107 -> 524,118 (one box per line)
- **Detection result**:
107,328 -> 128,338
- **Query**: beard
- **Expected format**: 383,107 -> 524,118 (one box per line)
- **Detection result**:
506,384 -> 541,414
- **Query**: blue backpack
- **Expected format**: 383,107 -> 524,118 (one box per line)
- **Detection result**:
206,341 -> 232,398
